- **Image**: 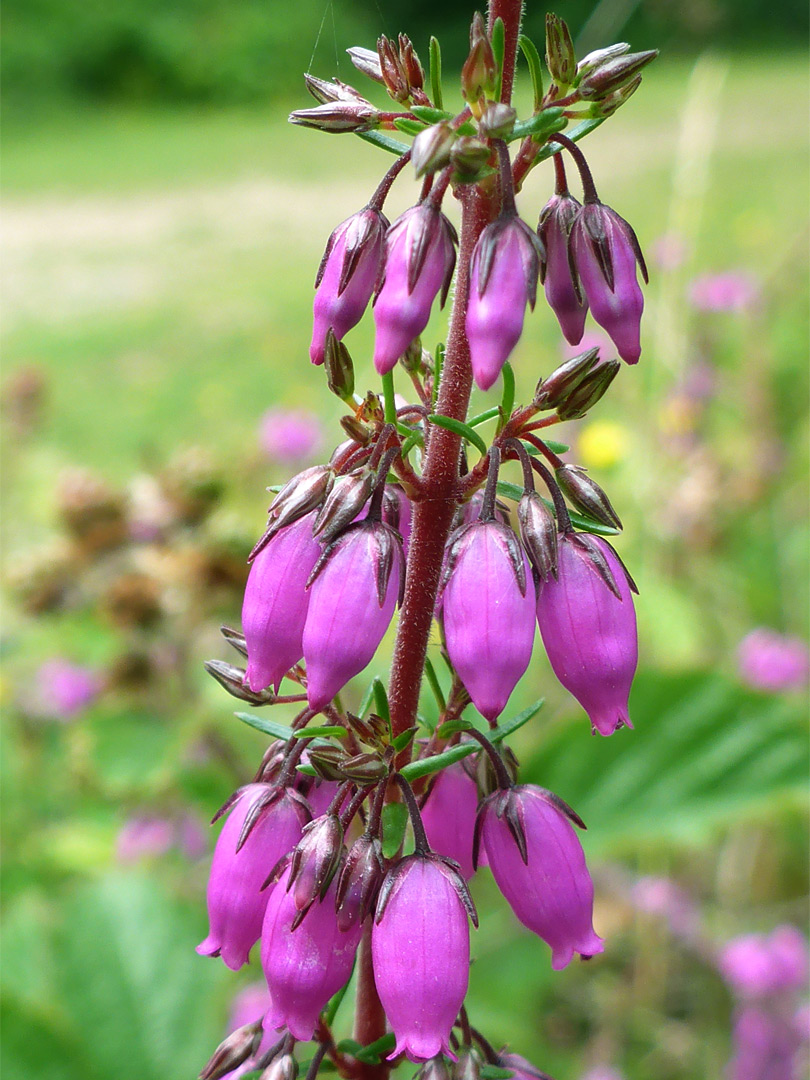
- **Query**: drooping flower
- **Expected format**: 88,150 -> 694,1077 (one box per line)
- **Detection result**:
197,785 -> 308,971
538,191 -> 587,346
242,511 -> 321,694
536,533 -> 637,735
478,785 -> 603,970
737,629 -> 810,693
259,408 -> 322,463
420,763 -> 479,880
303,520 -> 404,711
373,204 -> 457,375
441,521 -> 536,721
261,864 -> 363,1040
371,854 -> 476,1060
310,207 -> 388,365
466,215 -> 543,390
569,200 -> 647,364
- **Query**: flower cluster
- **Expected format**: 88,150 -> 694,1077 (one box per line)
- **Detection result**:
197,10 -> 657,1080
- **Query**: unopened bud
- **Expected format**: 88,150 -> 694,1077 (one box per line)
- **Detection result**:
289,101 -> 377,134
545,13 -> 576,86
534,347 -> 600,407
335,834 -> 385,930
199,1021 -> 262,1080
204,659 -> 276,704
220,624 -> 248,657
288,812 -> 344,913
360,391 -> 385,425
398,33 -> 425,92
304,74 -> 369,105
347,46 -> 384,84
453,1050 -> 482,1080
450,136 -> 492,181
340,414 -> 373,445
462,12 -> 498,108
307,744 -> 350,782
555,464 -> 622,530
578,50 -> 658,99
378,35 -> 410,102
595,74 -> 643,117
340,752 -> 389,783
312,470 -> 374,541
259,1052 -> 299,1080
400,336 -> 425,374
412,121 -> 456,177
517,492 -> 558,580
478,102 -> 517,139
576,43 -> 630,79
324,329 -> 355,402
267,465 -> 333,532
419,1056 -> 452,1080
556,358 -> 620,419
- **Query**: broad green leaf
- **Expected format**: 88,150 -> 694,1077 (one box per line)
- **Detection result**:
523,671 -> 809,849
234,712 -> 294,740
381,802 -> 409,858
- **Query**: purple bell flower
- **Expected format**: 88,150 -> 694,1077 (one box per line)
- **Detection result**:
197,785 -> 308,971
728,1006 -> 802,1080
466,216 -> 543,390
373,204 -> 457,376
536,534 -> 637,736
569,201 -> 648,364
310,207 -> 388,365
440,521 -> 536,721
261,864 -> 363,1041
478,785 -> 603,970
420,763 -> 479,880
303,520 -> 404,711
371,854 -> 477,1061
242,511 -> 321,693
537,192 -> 588,346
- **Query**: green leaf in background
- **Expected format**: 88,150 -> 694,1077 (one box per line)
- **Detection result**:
381,802 -> 409,858
234,712 -> 294,740
524,671 -> 809,849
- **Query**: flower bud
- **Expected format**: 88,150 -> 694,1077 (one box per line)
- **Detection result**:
545,14 -> 576,86
335,834 -> 385,931
243,511 -> 321,694
466,216 -> 544,391
536,533 -> 637,735
377,35 -> 410,102
199,1020 -> 262,1080
479,785 -> 603,969
264,465 -> 333,537
478,102 -> 517,140
578,50 -> 658,100
372,854 -> 477,1060
347,46 -> 384,84
412,122 -> 456,178
304,74 -> 370,105
453,1050 -> 482,1080
495,1051 -> 554,1080
596,74 -> 643,117
197,786 -> 308,970
554,464 -> 622,530
288,101 -> 377,133
310,207 -> 388,365
306,744 -> 350,782
449,136 -> 493,183
323,329 -> 355,402
303,521 -> 404,711
555,358 -> 620,419
538,191 -> 588,346
440,521 -> 536,721
420,763 -> 479,879
287,812 -> 344,915
517,492 -> 558,580
312,470 -> 374,542
262,865 -> 363,1040
373,205 -> 457,376
462,13 -> 498,108
259,1052 -> 299,1080
534,347 -> 599,408
569,201 -> 648,365
204,659 -> 276,705
340,751 -> 389,783
575,43 -> 630,79
398,33 -> 425,93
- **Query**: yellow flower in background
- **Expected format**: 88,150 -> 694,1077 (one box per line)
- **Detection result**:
578,420 -> 630,469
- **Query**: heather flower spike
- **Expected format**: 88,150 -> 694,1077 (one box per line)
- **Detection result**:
199,8 -> 663,1076
478,785 -> 604,969
373,202 -> 457,376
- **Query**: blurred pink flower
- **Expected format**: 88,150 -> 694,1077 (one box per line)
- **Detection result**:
719,927 -> 809,999
581,1069 -> 625,1080
27,659 -> 101,720
631,876 -> 700,940
727,1005 -> 803,1080
651,232 -> 688,271
116,816 -> 175,862
737,629 -> 810,693
258,409 -> 322,463
227,983 -> 272,1033
688,272 -> 760,313
177,812 -> 208,860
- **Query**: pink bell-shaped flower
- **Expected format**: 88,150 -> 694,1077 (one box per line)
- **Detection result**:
477,785 -> 603,969
261,864 -> 363,1040
373,204 -> 457,375
420,763 -> 479,880
242,511 -> 321,694
537,190 -> 588,346
371,853 -> 477,1061
440,520 -> 536,721
536,533 -> 637,735
310,207 -> 387,364
303,520 -> 404,711
197,785 -> 309,971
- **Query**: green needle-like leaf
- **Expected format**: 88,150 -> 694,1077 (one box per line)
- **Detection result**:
234,712 -> 294,740
519,33 -> 545,110
428,414 -> 488,456
429,36 -> 443,110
